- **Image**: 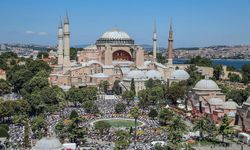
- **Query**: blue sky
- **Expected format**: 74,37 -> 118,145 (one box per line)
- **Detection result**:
0,0 -> 250,47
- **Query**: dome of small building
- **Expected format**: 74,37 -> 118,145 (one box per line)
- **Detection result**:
220,99 -> 238,110
126,70 -> 146,79
145,70 -> 162,80
170,70 -> 190,80
84,44 -> 97,50
193,78 -> 220,91
33,137 -> 63,150
245,96 -> 250,104
96,28 -> 134,45
208,97 -> 224,106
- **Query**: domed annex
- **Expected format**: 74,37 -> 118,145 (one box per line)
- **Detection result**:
126,70 -> 146,80
33,137 -> 63,150
170,69 -> 190,80
96,28 -> 134,45
193,78 -> 220,91
220,99 -> 238,110
208,97 -> 224,106
244,96 -> 250,105
145,70 -> 162,80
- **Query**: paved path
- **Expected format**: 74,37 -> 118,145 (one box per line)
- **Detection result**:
194,144 -> 250,150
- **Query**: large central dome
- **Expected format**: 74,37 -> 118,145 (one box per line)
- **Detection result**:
96,28 -> 134,45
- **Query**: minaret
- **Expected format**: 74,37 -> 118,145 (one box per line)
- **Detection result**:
63,13 -> 70,73
57,17 -> 64,66
167,22 -> 173,65
153,22 -> 157,61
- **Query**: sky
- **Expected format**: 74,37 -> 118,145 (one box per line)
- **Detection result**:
0,0 -> 250,48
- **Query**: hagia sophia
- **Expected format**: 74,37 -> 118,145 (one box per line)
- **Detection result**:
49,14 -> 191,94
47,14 -> 249,131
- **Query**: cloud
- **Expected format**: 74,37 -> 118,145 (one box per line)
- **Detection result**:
25,30 -> 35,35
25,30 -> 48,36
38,32 -> 48,36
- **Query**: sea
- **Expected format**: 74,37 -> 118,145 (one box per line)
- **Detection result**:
173,59 -> 250,70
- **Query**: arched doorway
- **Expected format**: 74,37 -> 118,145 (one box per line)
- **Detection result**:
113,50 -> 132,61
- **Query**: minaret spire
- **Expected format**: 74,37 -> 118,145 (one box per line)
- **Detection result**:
57,16 -> 64,66
63,12 -> 71,73
64,11 -> 69,24
153,21 -> 157,61
167,20 -> 173,65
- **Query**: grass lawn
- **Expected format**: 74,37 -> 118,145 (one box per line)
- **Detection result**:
95,119 -> 142,128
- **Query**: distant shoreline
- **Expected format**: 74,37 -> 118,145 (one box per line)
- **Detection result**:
175,58 -> 250,61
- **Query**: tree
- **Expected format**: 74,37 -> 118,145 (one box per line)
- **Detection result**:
56,119 -> 86,146
130,78 -> 136,95
0,127 -> 9,138
227,66 -> 236,71
228,73 -> 241,82
115,103 -> 126,113
83,87 -> 97,101
0,79 -> 11,96
70,110 -> 79,120
156,53 -> 166,64
138,89 -> 149,109
0,124 -> 9,131
26,60 -> 51,75
129,107 -> 141,145
37,52 -> 49,59
31,116 -> 47,139
23,73 -> 49,93
241,64 -> 250,83
70,48 -> 78,60
186,56 -> 212,67
145,78 -> 162,89
213,64 -> 223,80
226,89 -> 249,105
114,130 -> 131,150
26,92 -> 46,116
112,80 -> 122,95
218,114 -> 233,142
122,90 -> 134,106
158,108 -> 175,126
7,67 -> 33,92
186,65 -> 204,86
166,116 -> 187,149
193,117 -> 207,140
166,82 -> 186,105
99,80 -> 110,93
148,109 -> 158,120
193,116 -> 218,140
0,52 -> 18,70
67,87 -> 85,106
83,101 -> 99,114
148,86 -> 164,105
94,121 -> 111,136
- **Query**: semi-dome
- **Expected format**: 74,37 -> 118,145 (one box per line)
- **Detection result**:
170,70 -> 190,80
208,97 -> 224,106
33,137 -> 63,150
220,99 -> 238,110
146,70 -> 162,80
96,28 -> 134,45
126,70 -> 146,79
193,78 -> 220,91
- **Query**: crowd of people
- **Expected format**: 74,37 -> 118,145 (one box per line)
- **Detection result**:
8,124 -> 24,148
5,93 -> 167,149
